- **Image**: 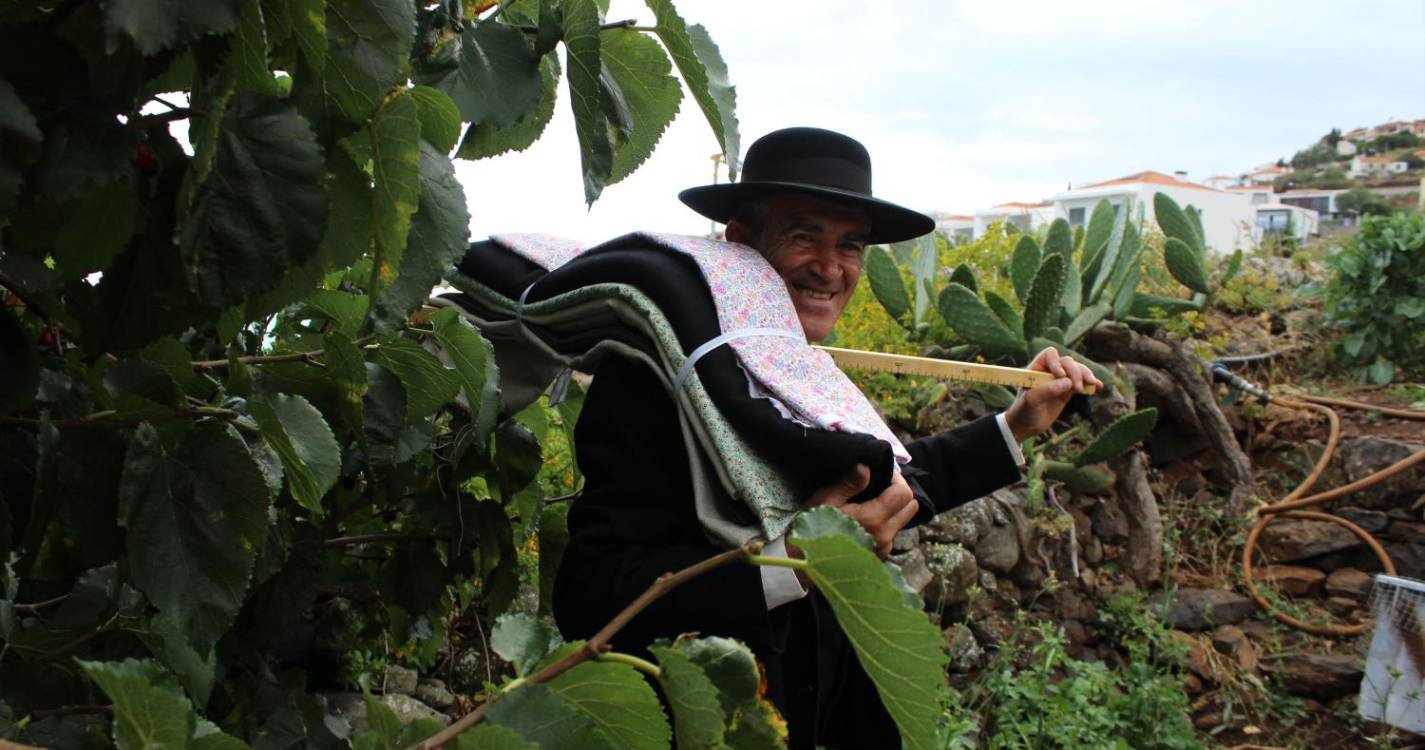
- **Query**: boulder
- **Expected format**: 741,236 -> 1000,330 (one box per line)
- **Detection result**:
1323,597 -> 1359,617
320,692 -> 450,735
1339,438 -> 1425,509
1153,588 -> 1257,631
1387,521 -> 1425,544
1251,564 -> 1326,597
1324,568 -> 1375,601
944,623 -> 985,674
1210,625 -> 1259,673
382,665 -> 418,696
891,526 -> 921,553
889,548 -> 933,596
973,522 -> 1020,575
921,543 -> 979,609
415,678 -> 456,711
1264,653 -> 1363,700
1257,519 -> 1361,562
1336,507 -> 1389,534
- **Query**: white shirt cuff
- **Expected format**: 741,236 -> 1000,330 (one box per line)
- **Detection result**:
760,535 -> 809,610
995,412 -> 1027,469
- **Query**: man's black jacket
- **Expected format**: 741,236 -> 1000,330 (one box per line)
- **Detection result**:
552,355 -> 1020,748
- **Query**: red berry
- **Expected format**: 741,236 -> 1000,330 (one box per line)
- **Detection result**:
132,143 -> 158,175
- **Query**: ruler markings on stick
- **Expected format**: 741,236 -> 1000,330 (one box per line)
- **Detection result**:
813,346 -> 1097,395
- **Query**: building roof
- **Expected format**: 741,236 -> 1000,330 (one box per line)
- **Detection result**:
1249,165 -> 1292,175
1280,188 -> 1345,196
1227,184 -> 1270,192
1358,155 -> 1393,164
992,201 -> 1051,209
1076,170 -> 1217,192
941,214 -> 974,222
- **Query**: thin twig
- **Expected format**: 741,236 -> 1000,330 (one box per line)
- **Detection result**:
405,541 -> 764,750
190,336 -> 374,369
325,533 -> 433,547
0,407 -> 249,430
14,594 -> 69,614
136,108 -> 196,125
29,704 -> 113,720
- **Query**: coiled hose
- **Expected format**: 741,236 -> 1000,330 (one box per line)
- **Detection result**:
1210,361 -> 1425,637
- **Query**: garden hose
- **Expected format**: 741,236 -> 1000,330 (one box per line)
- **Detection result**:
1208,362 -> 1425,637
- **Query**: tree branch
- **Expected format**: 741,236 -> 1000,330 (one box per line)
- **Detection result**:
0,406 -> 249,430
136,108 -> 196,125
405,541 -> 765,750
191,336 -> 375,370
14,594 -> 69,614
29,704 -> 112,720
325,533 -> 433,547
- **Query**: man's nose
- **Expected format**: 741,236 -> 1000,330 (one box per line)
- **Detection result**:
804,247 -> 841,281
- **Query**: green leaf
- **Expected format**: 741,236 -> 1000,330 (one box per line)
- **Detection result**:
79,658 -> 195,750
39,178 -> 140,280
546,660 -> 672,750
642,1 -> 739,174
415,18 -> 542,129
409,85 -> 462,153
230,0 -> 283,96
454,724 -> 539,750
1220,248 -> 1244,287
563,0 -> 613,204
486,682 -> 617,749
1022,253 -> 1066,340
1394,297 -> 1425,319
352,696 -> 402,750
320,0 -> 415,123
1060,239 -> 1082,319
0,76 -> 43,222
602,28 -> 682,183
1369,357 -> 1395,385
490,612 -> 564,677
289,0 -> 326,74
651,644 -> 726,749
430,307 -> 500,437
370,141 -> 470,332
789,507 -> 947,750
1163,237 -> 1210,294
937,283 -> 1026,357
1063,301 -> 1111,346
666,635 -> 784,748
368,335 -> 460,423
118,423 -> 274,654
103,0 -> 246,55
1073,408 -> 1158,466
864,245 -> 910,324
1341,331 -> 1366,358
1009,235 -> 1041,303
1153,192 -> 1201,256
250,393 -> 341,515
181,94 -> 328,312
138,337 -> 211,399
0,305 -> 39,416
367,89 -> 423,307
458,54 -> 560,160
322,330 -> 368,435
302,289 -> 369,338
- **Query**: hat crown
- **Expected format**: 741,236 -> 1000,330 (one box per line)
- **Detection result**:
740,127 -> 873,195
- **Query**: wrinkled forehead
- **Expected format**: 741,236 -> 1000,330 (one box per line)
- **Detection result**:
766,192 -> 871,231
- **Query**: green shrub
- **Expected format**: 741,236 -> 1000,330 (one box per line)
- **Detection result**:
1324,211 -> 1425,383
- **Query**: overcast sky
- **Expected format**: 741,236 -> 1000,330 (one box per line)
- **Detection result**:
455,0 -> 1425,243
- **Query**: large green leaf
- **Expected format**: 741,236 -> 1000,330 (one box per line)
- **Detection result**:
789,507 -> 948,750
351,696 -> 402,750
1073,407 -> 1158,466
650,643 -> 726,749
302,289 -> 369,338
486,682 -> 618,749
103,0 -> 246,55
983,290 -> 1023,337
458,54 -> 560,160
1063,301 -> 1112,346
563,0 -> 613,204
429,307 -> 500,437
79,658 -> 195,750
370,141 -> 470,332
490,612 -> 563,677
602,28 -> 682,183
545,660 -> 671,750
1043,218 -> 1072,258
864,244 -> 910,324
1081,200 -> 1115,271
642,0 -> 739,174
0,76 -> 42,222
229,0 -> 284,96
409,85 -> 462,152
289,0 -> 327,74
323,330 -> 369,435
415,18 -> 542,129
181,94 -> 328,312
367,88 -> 423,308
368,335 -> 460,423
663,635 -> 785,749
12,177 -> 140,280
249,394 -> 341,515
455,724 -> 538,750
320,0 -> 415,123
118,423 -> 273,654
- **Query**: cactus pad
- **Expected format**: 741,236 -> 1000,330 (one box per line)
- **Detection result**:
950,263 -> 977,294
1073,407 -> 1158,467
1064,302 -> 1112,345
1044,218 -> 1073,259
1129,292 -> 1200,318
1010,235 -> 1042,303
1022,253 -> 1066,340
937,283 -> 1026,357
984,290 -> 1023,337
1153,192 -> 1201,255
865,244 -> 911,324
1164,237 -> 1210,294
1045,461 -> 1116,494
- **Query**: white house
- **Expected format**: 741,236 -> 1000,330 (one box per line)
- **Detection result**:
1226,184 -> 1274,206
935,214 -> 974,243
1245,164 -> 1292,185
1336,139 -> 1358,157
1254,203 -> 1319,245
1276,189 -> 1347,220
1349,154 -> 1408,178
1050,171 -> 1254,254
971,202 -> 1055,238
1204,175 -> 1239,190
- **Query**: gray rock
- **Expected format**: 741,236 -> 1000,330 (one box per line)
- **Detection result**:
1324,568 -> 1374,601
1258,518 -> 1362,562
1153,588 -> 1257,631
1387,521 -> 1425,544
1090,497 -> 1129,543
1336,507 -> 1389,534
889,548 -> 932,596
319,692 -> 450,735
1340,438 -> 1425,509
1264,653 -> 1363,700
415,679 -> 456,711
973,522 -> 1020,575
383,665 -> 418,696
922,543 -> 980,609
944,623 -> 985,673
892,526 -> 920,553
925,496 -> 995,546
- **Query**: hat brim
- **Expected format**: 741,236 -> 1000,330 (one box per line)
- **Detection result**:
678,181 -> 935,245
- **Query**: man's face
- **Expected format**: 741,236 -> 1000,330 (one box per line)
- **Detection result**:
740,193 -> 871,342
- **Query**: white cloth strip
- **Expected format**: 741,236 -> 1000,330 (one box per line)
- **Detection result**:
674,328 -> 805,394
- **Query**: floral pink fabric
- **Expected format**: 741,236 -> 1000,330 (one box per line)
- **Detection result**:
492,232 -> 911,464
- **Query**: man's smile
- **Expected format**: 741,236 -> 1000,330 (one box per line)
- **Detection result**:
792,284 -> 837,301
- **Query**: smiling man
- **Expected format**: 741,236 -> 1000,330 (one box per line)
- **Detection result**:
552,127 -> 1098,748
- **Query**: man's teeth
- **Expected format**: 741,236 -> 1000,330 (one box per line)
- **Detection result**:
796,286 -> 835,300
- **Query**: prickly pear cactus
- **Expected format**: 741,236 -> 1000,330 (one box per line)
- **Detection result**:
950,263 -> 977,294
1022,253 -> 1066,340
1154,192 -> 1203,258
984,290 -> 1023,337
937,283 -> 1027,356
1163,237 -> 1210,294
1073,407 -> 1159,467
1010,235 -> 1042,303
1045,461 -> 1116,494
865,244 -> 911,323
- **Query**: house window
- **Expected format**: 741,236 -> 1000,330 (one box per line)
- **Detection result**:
1068,207 -> 1086,227
1251,192 -> 1269,205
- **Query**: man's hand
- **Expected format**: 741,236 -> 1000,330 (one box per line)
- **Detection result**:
1004,346 -> 1103,443
798,465 -> 918,559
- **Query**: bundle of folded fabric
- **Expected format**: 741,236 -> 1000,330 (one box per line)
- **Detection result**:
438,231 -> 906,547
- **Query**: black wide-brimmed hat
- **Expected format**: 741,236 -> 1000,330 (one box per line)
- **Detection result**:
679,127 -> 934,244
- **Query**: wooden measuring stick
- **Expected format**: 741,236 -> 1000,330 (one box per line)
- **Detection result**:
814,346 -> 1098,395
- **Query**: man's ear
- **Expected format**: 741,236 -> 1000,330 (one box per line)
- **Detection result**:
725,219 -> 754,246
